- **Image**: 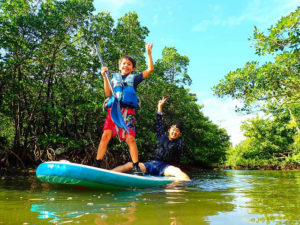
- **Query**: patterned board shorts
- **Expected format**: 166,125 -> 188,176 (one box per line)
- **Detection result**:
143,160 -> 170,176
103,107 -> 136,141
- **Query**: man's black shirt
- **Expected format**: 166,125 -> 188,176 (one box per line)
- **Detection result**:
150,113 -> 182,164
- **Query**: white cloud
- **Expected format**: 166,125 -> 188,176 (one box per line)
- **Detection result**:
192,0 -> 299,31
192,18 -> 218,32
200,97 -> 256,146
238,0 -> 299,28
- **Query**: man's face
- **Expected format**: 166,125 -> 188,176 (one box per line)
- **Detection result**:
119,59 -> 135,75
168,125 -> 181,140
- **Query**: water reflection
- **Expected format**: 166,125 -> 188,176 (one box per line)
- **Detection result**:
235,170 -> 300,224
134,184 -> 236,225
1,170 -> 300,224
29,189 -> 145,224
203,170 -> 300,225
26,178 -> 236,225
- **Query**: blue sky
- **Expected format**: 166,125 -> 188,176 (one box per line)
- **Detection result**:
93,0 -> 299,145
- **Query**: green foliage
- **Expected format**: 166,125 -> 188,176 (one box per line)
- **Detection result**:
114,11 -> 149,70
137,75 -> 230,165
0,0 -> 229,167
0,112 -> 15,150
213,8 -> 299,116
0,0 -> 103,164
155,47 -> 191,86
214,8 -> 299,168
252,7 -> 299,55
226,112 -> 297,168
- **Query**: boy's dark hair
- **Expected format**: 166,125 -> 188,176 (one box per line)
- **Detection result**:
119,55 -> 136,68
170,122 -> 182,132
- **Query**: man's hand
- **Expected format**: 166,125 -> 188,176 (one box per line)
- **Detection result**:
157,96 -> 167,113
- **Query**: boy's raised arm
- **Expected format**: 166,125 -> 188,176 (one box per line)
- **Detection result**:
142,43 -> 154,79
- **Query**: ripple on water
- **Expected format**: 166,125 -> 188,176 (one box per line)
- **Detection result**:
1,171 -> 299,225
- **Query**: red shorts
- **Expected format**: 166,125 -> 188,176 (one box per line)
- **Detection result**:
103,107 -> 136,141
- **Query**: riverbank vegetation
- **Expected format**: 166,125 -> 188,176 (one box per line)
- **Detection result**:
1,1 -> 298,172
0,0 -> 230,171
213,8 -> 300,170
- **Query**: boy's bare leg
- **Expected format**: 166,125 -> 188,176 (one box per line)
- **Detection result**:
125,134 -> 139,163
125,135 -> 144,175
96,129 -> 112,160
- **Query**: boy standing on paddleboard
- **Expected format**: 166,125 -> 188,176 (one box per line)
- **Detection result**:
93,43 -> 154,175
112,97 -> 191,181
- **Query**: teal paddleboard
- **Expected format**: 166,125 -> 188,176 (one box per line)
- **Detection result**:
36,161 -> 175,190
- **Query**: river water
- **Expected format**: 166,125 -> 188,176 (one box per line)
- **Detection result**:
0,170 -> 299,225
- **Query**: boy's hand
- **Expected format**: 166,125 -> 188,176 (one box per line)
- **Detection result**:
101,67 -> 109,77
157,96 -> 167,113
101,66 -> 112,97
146,43 -> 153,55
143,42 -> 154,79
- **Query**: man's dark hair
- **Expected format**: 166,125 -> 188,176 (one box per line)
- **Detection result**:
119,55 -> 136,68
170,122 -> 182,132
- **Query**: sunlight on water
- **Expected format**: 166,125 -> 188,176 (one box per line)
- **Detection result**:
0,170 -> 300,224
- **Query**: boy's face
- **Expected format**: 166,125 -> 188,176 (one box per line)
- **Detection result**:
119,59 -> 135,75
168,125 -> 181,140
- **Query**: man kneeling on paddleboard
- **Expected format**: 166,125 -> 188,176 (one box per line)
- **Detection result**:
112,97 -> 191,181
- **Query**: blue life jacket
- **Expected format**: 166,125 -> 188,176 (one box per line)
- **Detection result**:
106,73 -> 139,108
